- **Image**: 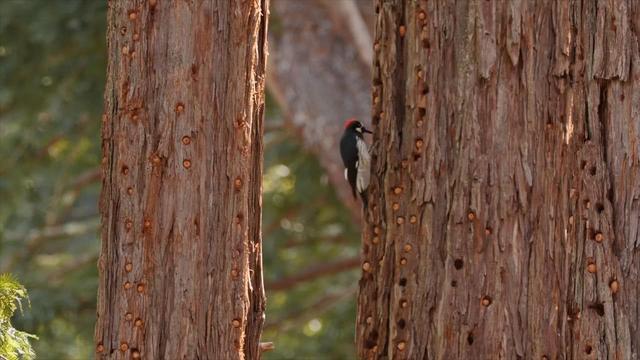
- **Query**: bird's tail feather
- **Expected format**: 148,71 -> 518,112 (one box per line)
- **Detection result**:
360,190 -> 368,210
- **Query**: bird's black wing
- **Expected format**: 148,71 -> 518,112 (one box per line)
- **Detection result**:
340,132 -> 358,199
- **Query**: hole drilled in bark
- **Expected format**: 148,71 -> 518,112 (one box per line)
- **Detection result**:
451,280 -> 457,287
585,344 -> 593,354
610,279 -> 620,294
595,202 -> 605,213
234,177 -> 243,191
397,319 -> 406,329
607,188 -> 614,202
594,232 -> 604,243
589,166 -> 597,175
190,64 -> 198,80
399,278 -> 407,287
588,303 -> 605,316
467,332 -> 474,345
365,329 -> 379,349
454,259 -> 464,269
581,160 -> 587,169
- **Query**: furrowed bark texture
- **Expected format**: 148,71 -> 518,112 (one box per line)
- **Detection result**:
357,1 -> 639,359
95,1 -> 268,359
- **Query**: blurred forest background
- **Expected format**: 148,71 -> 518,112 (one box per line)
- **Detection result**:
0,1 -> 373,359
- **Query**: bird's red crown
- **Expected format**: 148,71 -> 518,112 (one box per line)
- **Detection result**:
343,118 -> 358,129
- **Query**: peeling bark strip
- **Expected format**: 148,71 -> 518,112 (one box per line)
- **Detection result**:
95,1 -> 268,359
357,1 -> 639,359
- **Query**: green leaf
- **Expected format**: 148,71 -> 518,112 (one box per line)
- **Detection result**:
0,274 -> 37,360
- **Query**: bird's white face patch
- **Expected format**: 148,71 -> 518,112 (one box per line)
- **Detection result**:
356,126 -> 362,133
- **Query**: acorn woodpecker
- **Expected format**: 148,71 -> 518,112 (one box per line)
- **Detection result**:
340,118 -> 372,208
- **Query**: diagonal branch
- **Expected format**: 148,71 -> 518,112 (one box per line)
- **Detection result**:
319,0 -> 373,66
266,256 -> 360,291
264,286 -> 357,332
268,0 -> 373,222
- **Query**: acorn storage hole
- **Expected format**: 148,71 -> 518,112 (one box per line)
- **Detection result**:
595,202 -> 604,213
585,344 -> 593,355
588,303 -> 605,317
454,258 -> 464,270
467,332 -> 474,345
399,278 -> 407,287
365,329 -> 379,349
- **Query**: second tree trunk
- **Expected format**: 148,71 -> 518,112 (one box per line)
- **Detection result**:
357,1 -> 638,358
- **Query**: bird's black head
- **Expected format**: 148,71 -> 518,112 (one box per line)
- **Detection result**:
343,118 -> 372,135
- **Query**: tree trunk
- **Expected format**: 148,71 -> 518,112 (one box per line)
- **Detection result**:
95,1 -> 268,359
357,1 -> 639,359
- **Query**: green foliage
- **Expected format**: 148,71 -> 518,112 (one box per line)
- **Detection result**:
0,274 -> 37,360
1,1 -> 111,358
262,116 -> 360,360
0,1 -> 360,359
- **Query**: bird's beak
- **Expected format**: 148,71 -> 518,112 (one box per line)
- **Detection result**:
363,127 -> 373,134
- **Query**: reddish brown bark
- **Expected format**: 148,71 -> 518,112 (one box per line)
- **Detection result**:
357,1 -> 639,359
95,1 -> 268,359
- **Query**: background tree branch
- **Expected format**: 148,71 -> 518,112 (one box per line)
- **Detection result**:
267,256 -> 359,291
268,0 -> 373,222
